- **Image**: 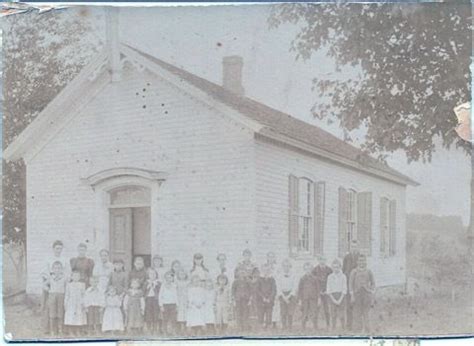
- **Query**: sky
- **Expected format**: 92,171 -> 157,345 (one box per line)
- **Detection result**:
3,4 -> 471,224
117,5 -> 470,224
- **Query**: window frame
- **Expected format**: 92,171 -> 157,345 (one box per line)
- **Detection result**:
296,177 -> 314,256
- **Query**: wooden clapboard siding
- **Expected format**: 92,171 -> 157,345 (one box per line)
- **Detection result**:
25,68 -> 256,293
254,137 -> 407,285
24,60 -> 409,292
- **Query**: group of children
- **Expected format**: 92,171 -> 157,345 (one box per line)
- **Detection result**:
41,240 -> 375,337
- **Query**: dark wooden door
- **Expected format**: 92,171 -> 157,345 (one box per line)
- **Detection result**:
132,207 -> 151,267
110,208 -> 133,270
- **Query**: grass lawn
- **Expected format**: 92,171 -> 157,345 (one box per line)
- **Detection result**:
4,286 -> 472,341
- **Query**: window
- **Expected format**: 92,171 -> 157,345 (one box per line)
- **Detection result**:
338,188 -> 372,257
289,175 -> 326,257
380,197 -> 397,256
297,178 -> 314,254
109,186 -> 151,207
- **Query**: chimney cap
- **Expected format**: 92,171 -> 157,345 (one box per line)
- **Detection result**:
222,55 -> 244,64
222,55 -> 244,96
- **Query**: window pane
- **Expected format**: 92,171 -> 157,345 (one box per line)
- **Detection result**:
298,178 -> 312,217
110,186 -> 151,205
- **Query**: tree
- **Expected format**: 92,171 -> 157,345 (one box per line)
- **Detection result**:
269,2 -> 471,227
3,8 -> 102,246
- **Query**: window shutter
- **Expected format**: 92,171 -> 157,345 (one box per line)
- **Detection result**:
357,192 -> 372,256
380,198 -> 388,255
389,199 -> 397,256
288,175 -> 299,257
338,187 -> 348,258
314,181 -> 325,256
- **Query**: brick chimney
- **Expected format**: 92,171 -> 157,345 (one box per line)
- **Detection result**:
106,7 -> 121,82
222,56 -> 244,96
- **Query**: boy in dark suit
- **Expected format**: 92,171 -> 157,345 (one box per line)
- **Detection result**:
298,262 -> 320,330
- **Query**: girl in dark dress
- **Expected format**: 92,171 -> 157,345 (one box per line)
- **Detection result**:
70,243 -> 94,287
144,268 -> 161,334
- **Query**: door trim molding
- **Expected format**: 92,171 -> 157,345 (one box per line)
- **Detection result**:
83,167 -> 166,259
83,167 -> 169,190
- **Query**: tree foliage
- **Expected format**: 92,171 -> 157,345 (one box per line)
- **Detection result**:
269,2 -> 471,162
3,8 -> 101,244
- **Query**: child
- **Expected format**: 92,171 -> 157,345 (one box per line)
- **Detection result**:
231,269 -> 251,332
257,263 -> 277,329
234,249 -> 257,281
204,278 -> 216,334
297,262 -> 320,330
277,259 -> 297,331
186,274 -> 206,334
265,252 -> 277,274
123,278 -> 145,334
326,258 -> 347,331
70,243 -> 94,287
144,268 -> 161,334
158,271 -> 178,335
176,269 -> 189,334
312,256 -> 333,329
109,259 -> 128,295
190,253 -> 210,282
349,255 -> 375,333
214,274 -> 231,333
84,276 -> 106,335
102,286 -> 124,334
248,267 -> 261,327
214,253 -> 228,278
343,240 -> 360,330
64,270 -> 87,335
170,260 -> 182,278
46,261 -> 67,336
152,255 -> 166,282
94,249 -> 113,293
41,240 -> 69,335
129,257 -> 147,289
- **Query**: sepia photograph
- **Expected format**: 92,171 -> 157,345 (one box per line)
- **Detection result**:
1,2 -> 472,341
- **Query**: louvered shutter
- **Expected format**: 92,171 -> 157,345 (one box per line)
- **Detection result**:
288,175 -> 299,257
357,192 -> 372,256
389,199 -> 397,256
380,198 -> 388,255
338,187 -> 348,258
314,181 -> 326,256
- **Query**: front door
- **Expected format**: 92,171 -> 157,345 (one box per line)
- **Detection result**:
110,208 -> 133,270
132,207 -> 151,267
108,185 -> 152,270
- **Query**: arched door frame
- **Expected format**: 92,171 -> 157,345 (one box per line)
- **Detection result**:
84,167 -> 168,258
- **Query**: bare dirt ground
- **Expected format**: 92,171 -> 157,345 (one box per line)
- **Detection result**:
4,286 -> 472,341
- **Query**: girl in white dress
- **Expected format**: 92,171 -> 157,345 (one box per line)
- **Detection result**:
102,286 -> 124,334
214,274 -> 231,333
64,270 -> 87,335
190,253 -> 210,282
204,278 -> 216,334
186,275 -> 206,334
176,269 -> 189,334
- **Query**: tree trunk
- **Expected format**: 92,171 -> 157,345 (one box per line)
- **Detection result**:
470,149 -> 474,233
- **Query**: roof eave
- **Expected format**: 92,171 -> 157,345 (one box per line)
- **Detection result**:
256,129 -> 419,187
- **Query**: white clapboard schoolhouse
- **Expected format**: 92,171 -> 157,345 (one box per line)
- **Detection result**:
4,18 -> 418,294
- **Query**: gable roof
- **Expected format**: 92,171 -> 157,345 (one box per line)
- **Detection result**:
127,45 -> 418,187
4,43 -> 418,187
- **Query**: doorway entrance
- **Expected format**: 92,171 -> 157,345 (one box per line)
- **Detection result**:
108,185 -> 151,270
